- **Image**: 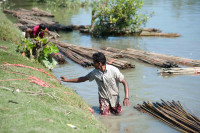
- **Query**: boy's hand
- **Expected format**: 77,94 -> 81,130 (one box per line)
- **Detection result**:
123,98 -> 130,106
60,76 -> 67,82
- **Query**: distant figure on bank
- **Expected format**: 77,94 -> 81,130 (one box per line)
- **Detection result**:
60,52 -> 130,116
25,24 -> 49,38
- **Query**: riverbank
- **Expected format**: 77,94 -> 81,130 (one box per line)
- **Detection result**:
0,11 -> 107,132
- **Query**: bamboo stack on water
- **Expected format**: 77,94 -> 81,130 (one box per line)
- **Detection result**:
57,45 -> 93,67
158,67 -> 200,75
134,100 -> 200,133
103,47 -> 179,68
67,46 -> 133,69
103,47 -> 200,68
126,48 -> 200,67
52,40 -> 134,69
138,31 -> 180,37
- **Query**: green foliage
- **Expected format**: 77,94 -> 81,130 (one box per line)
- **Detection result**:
17,37 -> 59,70
91,0 -> 152,37
0,11 -> 23,44
38,42 -> 59,70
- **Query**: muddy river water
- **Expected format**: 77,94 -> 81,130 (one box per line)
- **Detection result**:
7,0 -> 200,132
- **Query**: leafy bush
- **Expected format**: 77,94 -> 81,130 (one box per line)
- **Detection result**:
17,37 -> 59,70
91,0 -> 152,37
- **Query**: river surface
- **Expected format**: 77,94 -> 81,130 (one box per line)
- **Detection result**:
6,0 -> 200,132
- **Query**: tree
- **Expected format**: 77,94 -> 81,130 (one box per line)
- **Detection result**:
91,0 -> 151,37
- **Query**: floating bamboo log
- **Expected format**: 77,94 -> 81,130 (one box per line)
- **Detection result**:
80,27 -> 179,37
57,45 -> 93,67
158,67 -> 200,75
3,8 -> 72,32
103,47 -> 178,68
3,7 -> 54,17
134,100 -> 200,133
142,28 -> 162,33
31,7 -> 54,17
138,31 -> 180,37
126,48 -> 200,67
51,52 -> 67,64
52,40 -> 134,69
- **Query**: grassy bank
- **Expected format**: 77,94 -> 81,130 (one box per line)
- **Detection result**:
0,11 -> 23,44
0,11 -> 107,132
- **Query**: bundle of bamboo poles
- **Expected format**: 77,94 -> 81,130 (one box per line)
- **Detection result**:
103,47 -> 200,68
52,40 -> 134,69
134,100 -> 200,133
126,48 -> 200,67
57,45 -> 93,67
3,8 -> 54,17
103,47 -> 178,68
158,67 -> 200,75
51,52 -> 67,64
138,31 -> 180,37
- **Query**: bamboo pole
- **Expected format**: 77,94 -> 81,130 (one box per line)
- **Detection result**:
138,31 -> 180,37
134,100 -> 200,133
158,67 -> 200,75
51,52 -> 67,64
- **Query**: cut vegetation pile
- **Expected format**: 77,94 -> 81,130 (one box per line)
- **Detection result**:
0,11 -> 107,132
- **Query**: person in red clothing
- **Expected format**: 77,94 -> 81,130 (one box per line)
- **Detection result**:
25,24 -> 49,38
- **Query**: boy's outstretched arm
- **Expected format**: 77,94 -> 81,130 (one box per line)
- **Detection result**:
60,76 -> 88,83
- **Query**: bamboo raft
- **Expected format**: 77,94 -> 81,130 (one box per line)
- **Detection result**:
103,47 -> 179,68
4,8 -> 180,37
52,40 -> 134,69
138,31 -> 180,37
3,8 -> 73,32
134,100 -> 200,133
57,45 -> 93,67
158,67 -> 200,75
80,27 -> 180,37
51,52 -> 67,64
103,47 -> 200,67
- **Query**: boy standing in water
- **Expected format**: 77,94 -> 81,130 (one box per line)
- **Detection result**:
60,52 -> 130,116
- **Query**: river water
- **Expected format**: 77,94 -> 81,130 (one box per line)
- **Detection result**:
6,0 -> 200,132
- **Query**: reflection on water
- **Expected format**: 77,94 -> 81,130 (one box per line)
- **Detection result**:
8,0 -> 200,132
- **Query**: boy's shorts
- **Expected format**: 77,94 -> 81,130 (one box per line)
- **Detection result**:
99,98 -> 122,116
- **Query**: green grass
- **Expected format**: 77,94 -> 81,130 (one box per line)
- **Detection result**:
0,11 -> 107,133
0,11 -> 23,44
0,41 -> 107,133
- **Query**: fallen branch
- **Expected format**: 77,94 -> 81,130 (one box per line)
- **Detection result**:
0,45 -> 8,50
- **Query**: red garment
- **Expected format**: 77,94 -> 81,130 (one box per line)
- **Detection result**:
99,99 -> 122,116
33,25 -> 48,38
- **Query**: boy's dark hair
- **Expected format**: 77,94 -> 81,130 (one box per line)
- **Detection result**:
39,24 -> 46,30
92,52 -> 106,65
